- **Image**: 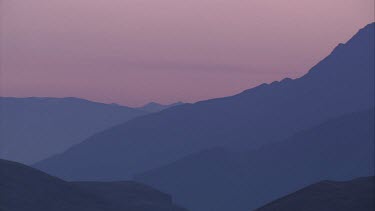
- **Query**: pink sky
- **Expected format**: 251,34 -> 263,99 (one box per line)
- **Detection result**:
1,0 -> 374,106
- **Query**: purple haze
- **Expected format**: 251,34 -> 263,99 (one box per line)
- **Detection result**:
1,0 -> 374,106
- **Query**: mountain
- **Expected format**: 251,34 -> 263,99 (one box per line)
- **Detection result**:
137,102 -> 184,113
255,177 -> 375,211
0,159 -> 186,211
0,97 -> 147,164
135,108 -> 375,211
34,22 -> 374,181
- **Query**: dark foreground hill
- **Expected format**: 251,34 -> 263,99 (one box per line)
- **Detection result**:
135,108 -> 375,211
255,177 -> 375,211
35,23 -> 374,181
0,97 -> 147,164
0,159 -> 186,211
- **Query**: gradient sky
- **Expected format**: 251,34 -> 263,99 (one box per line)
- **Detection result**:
1,0 -> 374,106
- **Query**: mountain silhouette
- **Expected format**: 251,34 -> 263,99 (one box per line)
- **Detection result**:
137,102 -> 184,113
35,22 -> 374,181
0,97 -> 147,164
135,108 -> 374,211
255,177 -> 375,211
0,159 -> 186,211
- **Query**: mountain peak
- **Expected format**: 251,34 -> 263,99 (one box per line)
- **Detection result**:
240,22 -> 375,97
299,22 -> 374,80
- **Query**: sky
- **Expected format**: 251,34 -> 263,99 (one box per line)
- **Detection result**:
0,0 -> 374,107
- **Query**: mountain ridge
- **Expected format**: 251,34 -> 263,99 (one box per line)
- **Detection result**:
34,22 -> 374,181
135,108 -> 375,211
137,101 -> 184,113
0,97 -> 147,164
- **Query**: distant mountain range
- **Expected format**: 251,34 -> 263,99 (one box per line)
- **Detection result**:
135,108 -> 374,211
137,102 -> 184,113
34,22 -> 374,183
255,177 -> 375,211
0,159 -> 186,211
0,97 -> 147,164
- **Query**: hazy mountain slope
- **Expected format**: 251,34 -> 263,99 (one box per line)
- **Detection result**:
255,177 -> 375,211
137,102 -> 184,113
135,108 -> 375,211
0,159 -> 186,211
35,23 -> 374,181
0,97 -> 147,164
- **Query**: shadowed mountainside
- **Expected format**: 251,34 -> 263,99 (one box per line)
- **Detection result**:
0,97 -> 147,164
255,177 -> 375,211
34,23 -> 374,181
0,159 -> 186,211
135,108 -> 375,211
